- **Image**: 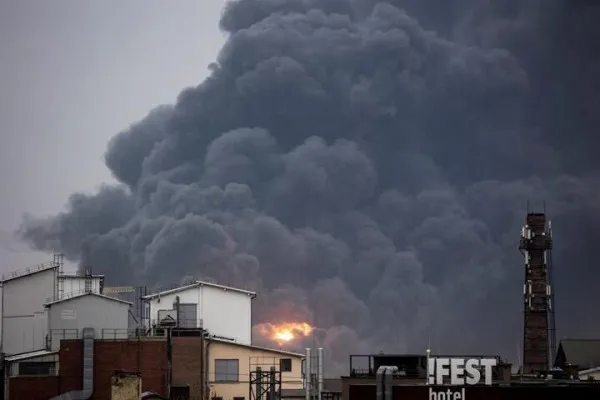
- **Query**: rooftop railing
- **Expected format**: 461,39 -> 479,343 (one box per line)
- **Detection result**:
1,261 -> 57,282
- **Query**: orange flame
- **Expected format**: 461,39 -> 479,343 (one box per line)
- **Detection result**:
256,322 -> 313,344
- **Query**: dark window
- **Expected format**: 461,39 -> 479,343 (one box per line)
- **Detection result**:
233,398 -> 245,400
280,358 -> 292,372
18,361 -> 55,376
215,359 -> 239,382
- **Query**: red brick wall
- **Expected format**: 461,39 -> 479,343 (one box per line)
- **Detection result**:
172,336 -> 204,400
10,339 -> 168,400
92,339 -> 168,400
9,376 -> 60,400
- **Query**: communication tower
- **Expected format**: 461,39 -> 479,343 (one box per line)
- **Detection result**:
519,212 -> 556,373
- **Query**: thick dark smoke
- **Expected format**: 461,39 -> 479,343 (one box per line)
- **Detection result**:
18,0 -> 600,375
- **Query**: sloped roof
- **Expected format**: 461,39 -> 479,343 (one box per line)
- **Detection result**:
142,280 -> 256,300
210,337 -> 304,358
44,292 -> 132,307
556,339 -> 600,369
5,349 -> 58,362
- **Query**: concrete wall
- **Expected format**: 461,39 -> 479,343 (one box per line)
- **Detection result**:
147,284 -> 253,344
2,267 -> 58,354
47,294 -> 130,350
58,275 -> 103,298
208,340 -> 303,400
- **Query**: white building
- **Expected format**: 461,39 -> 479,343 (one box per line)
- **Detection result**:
142,281 -> 256,345
45,292 -> 131,350
58,273 -> 104,299
0,262 -> 104,355
579,367 -> 600,381
0,264 -> 59,355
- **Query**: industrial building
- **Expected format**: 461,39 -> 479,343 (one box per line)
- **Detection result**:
142,281 -> 256,344
45,292 -> 132,350
6,328 -> 308,400
206,337 -> 304,400
0,254 -> 105,356
341,352 -> 600,400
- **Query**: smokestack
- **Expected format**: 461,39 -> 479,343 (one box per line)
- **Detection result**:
305,348 -> 311,400
317,347 -> 324,400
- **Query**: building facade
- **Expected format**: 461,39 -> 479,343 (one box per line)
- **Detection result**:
143,281 -> 255,344
8,337 -> 169,400
45,293 -> 131,350
58,274 -> 104,298
0,265 -> 59,355
207,338 -> 304,400
0,261 -> 106,356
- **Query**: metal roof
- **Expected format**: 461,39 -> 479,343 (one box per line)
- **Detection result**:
209,337 -> 304,357
6,349 -> 58,362
44,292 -> 132,307
557,339 -> 600,369
0,263 -> 58,283
142,280 -> 256,300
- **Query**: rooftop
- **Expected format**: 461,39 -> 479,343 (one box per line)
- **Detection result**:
44,291 -> 132,307
210,337 -> 305,357
5,349 -> 58,362
0,262 -> 58,283
142,280 -> 256,300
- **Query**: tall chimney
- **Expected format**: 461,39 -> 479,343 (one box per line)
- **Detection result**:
305,348 -> 311,400
317,347 -> 324,400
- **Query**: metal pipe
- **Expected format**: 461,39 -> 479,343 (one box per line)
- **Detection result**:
305,348 -> 311,400
317,347 -> 323,400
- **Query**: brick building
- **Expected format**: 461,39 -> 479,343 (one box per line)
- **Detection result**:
7,335 -> 202,400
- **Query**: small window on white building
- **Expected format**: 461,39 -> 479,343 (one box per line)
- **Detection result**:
280,358 -> 292,372
215,359 -> 239,382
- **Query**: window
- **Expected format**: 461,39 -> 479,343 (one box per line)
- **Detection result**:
280,358 -> 292,372
18,361 -> 55,376
215,359 -> 239,382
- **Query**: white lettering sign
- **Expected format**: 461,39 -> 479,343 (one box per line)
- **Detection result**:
428,357 -> 496,386
61,309 -> 76,320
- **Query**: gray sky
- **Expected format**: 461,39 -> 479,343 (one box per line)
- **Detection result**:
0,0 -> 226,273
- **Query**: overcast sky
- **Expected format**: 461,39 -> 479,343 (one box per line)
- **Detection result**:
0,0 -> 226,273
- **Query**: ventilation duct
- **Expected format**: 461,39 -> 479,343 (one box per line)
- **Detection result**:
50,327 -> 95,400
376,366 -> 398,400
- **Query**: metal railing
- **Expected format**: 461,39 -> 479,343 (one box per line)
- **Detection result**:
148,318 -> 204,329
50,329 -> 80,340
100,329 -> 151,340
1,260 -> 57,281
46,288 -> 101,303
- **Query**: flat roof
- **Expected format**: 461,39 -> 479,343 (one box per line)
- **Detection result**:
210,337 -> 304,357
6,349 -> 58,362
44,292 -> 132,307
142,280 -> 256,300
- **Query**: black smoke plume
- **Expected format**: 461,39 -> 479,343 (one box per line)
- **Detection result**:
18,0 -> 600,375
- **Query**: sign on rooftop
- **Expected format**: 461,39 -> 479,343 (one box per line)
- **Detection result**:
427,356 -> 497,399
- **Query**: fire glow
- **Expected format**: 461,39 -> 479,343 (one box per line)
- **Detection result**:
256,322 -> 313,344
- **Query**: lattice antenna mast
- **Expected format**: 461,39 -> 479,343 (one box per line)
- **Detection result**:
519,211 -> 554,374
